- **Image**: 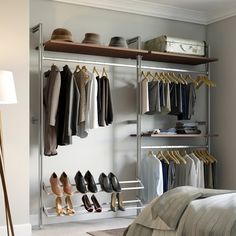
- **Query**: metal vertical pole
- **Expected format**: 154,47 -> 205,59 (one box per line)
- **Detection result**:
38,23 -> 44,228
136,56 -> 142,180
206,45 -> 211,153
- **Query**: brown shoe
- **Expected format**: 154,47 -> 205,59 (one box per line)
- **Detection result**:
117,192 -> 125,211
60,172 -> 73,196
50,172 -> 63,197
110,192 -> 117,212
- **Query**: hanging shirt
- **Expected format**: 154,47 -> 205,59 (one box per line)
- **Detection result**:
97,76 -> 113,126
167,161 -> 176,190
146,80 -> 160,114
85,72 -> 99,131
161,160 -> 169,193
43,65 -> 61,156
161,83 -> 171,114
140,154 -> 163,204
174,154 -> 197,187
189,153 -> 205,188
57,65 -> 74,145
73,69 -> 90,138
140,78 -> 149,114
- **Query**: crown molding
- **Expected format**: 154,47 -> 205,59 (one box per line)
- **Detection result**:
49,0 -> 207,25
49,0 -> 236,25
207,9 -> 236,25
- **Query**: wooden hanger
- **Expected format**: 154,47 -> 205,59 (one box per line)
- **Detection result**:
146,71 -> 155,82
151,151 -> 169,164
165,150 -> 180,164
93,66 -> 100,77
166,72 -> 178,84
102,67 -> 108,77
174,150 -> 187,164
185,74 -> 198,86
193,150 -> 208,163
195,75 -> 216,89
178,73 -> 188,84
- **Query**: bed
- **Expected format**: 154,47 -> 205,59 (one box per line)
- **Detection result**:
124,186 -> 236,236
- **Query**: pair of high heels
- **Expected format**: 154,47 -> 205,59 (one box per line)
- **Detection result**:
110,192 -> 125,212
74,170 -> 97,193
50,172 -> 73,196
55,195 -> 75,216
82,194 -> 102,213
99,172 -> 121,193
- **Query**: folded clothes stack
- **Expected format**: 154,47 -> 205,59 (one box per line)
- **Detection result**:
152,128 -> 177,135
175,122 -> 201,134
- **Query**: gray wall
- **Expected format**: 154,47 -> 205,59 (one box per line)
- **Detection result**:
30,0 -> 207,225
0,0 -> 30,234
208,16 -> 236,190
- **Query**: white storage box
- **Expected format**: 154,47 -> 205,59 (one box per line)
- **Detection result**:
144,35 -> 206,57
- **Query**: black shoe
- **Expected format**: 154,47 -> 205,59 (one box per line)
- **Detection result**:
84,170 -> 98,193
117,192 -> 125,211
91,194 -> 102,212
74,171 -> 88,193
98,173 -> 113,193
82,194 -> 93,212
108,172 -> 121,192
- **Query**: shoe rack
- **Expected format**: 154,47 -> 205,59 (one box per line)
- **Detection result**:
42,179 -> 144,217
31,23 -> 218,226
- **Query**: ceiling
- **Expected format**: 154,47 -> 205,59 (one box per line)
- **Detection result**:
50,0 -> 236,25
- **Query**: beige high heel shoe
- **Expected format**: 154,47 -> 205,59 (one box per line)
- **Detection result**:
65,196 -> 75,216
55,196 -> 65,216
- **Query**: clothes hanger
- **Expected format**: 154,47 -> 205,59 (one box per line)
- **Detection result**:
154,72 -> 164,83
200,150 -> 217,163
160,72 -> 171,83
166,72 -> 178,84
185,74 -> 198,86
146,71 -> 155,82
170,72 -> 183,84
93,66 -> 100,77
178,73 -> 188,84
193,150 -> 208,163
153,151 -> 169,164
74,64 -> 81,72
165,150 -> 180,164
82,65 -> 87,71
174,150 -> 187,164
195,75 -> 216,89
102,67 -> 108,77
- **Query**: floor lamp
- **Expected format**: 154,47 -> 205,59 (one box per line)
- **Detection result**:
0,70 -> 17,236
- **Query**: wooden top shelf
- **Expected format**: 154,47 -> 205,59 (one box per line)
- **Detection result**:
44,40 -> 218,65
130,134 -> 219,138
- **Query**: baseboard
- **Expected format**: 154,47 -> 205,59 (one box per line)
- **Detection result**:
0,223 -> 32,236
31,209 -> 136,226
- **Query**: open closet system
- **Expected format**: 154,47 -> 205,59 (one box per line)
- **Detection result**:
31,23 -> 218,227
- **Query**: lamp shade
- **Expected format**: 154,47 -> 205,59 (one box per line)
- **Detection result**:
0,70 -> 17,104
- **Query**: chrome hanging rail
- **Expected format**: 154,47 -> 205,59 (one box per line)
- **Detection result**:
42,56 -> 208,75
141,145 -> 208,149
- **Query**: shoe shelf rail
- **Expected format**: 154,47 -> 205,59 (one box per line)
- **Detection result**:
43,179 -> 144,196
43,198 -> 144,218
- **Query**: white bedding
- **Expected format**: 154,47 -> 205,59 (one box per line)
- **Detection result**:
124,186 -> 236,236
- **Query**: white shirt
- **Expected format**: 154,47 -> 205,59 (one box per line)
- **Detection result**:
140,78 -> 149,114
189,153 -> 205,188
85,72 -> 99,130
140,154 -> 163,204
